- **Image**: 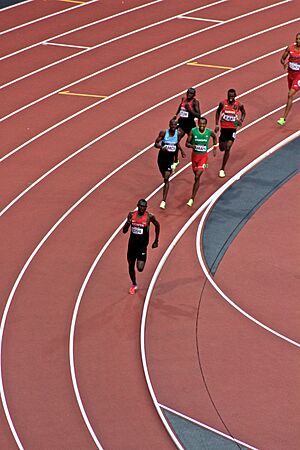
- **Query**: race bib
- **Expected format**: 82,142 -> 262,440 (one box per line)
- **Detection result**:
222,113 -> 236,122
132,226 -> 143,235
180,109 -> 189,118
288,61 -> 300,71
164,144 -> 176,152
195,144 -> 206,152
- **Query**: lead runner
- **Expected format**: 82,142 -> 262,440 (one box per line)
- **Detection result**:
277,32 -> 300,125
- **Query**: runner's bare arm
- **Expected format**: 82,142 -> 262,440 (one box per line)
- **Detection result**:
154,130 -> 166,148
185,130 -> 195,150
214,102 -> 224,132
122,212 -> 132,233
150,214 -> 160,248
280,46 -> 290,69
211,131 -> 218,156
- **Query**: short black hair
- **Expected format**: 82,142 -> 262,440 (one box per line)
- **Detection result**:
137,199 -> 147,207
187,87 -> 196,94
228,88 -> 236,96
199,117 -> 207,124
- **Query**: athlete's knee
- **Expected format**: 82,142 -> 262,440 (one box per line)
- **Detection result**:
288,89 -> 295,100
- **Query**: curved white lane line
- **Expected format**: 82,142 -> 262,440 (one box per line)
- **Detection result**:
140,129 -> 300,450
0,72 -> 287,218
0,0 -> 99,36
0,0 -> 228,91
69,102 -> 299,448
196,133 -> 300,349
0,0 -> 163,61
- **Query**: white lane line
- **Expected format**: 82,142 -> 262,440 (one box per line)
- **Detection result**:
140,124 -> 300,450
196,135 -> 300,349
0,0 -> 163,61
0,60 -> 287,216
42,42 -> 90,49
0,0 -> 99,36
159,403 -> 259,450
0,91 -> 298,450
177,15 -> 224,23
0,0 -> 228,90
0,0 -> 32,12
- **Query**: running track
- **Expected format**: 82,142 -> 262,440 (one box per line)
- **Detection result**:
0,0 -> 299,448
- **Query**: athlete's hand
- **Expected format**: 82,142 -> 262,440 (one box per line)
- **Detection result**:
214,125 -> 219,133
236,120 -> 243,128
181,151 -> 186,158
152,240 -> 158,249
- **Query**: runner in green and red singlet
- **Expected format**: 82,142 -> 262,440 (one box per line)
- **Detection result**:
185,117 -> 218,207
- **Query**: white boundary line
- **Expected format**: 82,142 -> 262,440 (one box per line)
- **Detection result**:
0,0 -> 99,36
0,69 -> 286,216
0,91 -> 296,450
0,0 -> 228,90
0,0 -> 163,61
196,136 -> 300,349
43,42 -> 90,49
159,403 -> 259,450
140,126 -> 300,450
178,15 -> 224,23
0,0 -> 32,12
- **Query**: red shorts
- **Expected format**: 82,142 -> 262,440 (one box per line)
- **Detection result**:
288,71 -> 300,91
191,152 -> 208,172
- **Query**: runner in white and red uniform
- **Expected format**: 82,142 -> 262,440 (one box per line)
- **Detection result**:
278,32 -> 300,125
215,89 -> 246,178
123,199 -> 159,294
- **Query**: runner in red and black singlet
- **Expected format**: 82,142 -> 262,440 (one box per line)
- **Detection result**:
278,32 -> 300,125
172,88 -> 201,171
154,118 -> 185,209
123,199 -> 159,295
215,89 -> 246,178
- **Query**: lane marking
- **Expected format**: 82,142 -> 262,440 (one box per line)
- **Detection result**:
59,0 -> 87,4
196,134 -> 300,349
178,15 -> 224,23
58,90 -> 107,98
0,0 -> 164,60
160,403 -> 258,450
0,0 -> 99,36
0,0 -> 228,89
42,42 -> 90,49
187,62 -> 233,69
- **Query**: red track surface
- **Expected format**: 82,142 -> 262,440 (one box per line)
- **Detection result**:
0,0 -> 299,449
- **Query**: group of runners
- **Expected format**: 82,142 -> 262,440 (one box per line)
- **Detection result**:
123,33 -> 300,294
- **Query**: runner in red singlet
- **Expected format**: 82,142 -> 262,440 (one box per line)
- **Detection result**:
172,88 -> 201,171
278,32 -> 300,125
215,89 -> 246,178
123,199 -> 159,294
